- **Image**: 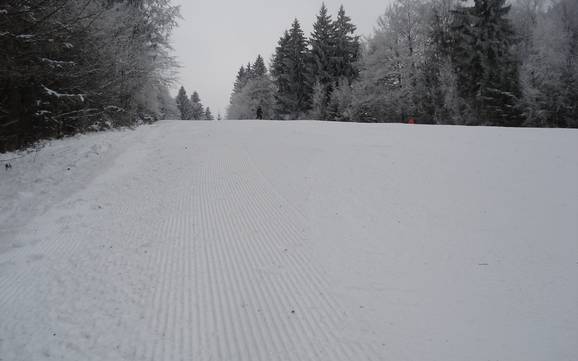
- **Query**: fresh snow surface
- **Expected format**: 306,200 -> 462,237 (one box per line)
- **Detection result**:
0,120 -> 577,361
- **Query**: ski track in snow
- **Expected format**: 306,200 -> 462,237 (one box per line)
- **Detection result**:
0,121 -> 379,361
0,120 -> 577,361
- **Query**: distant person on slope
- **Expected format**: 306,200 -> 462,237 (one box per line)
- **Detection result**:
256,106 -> 263,120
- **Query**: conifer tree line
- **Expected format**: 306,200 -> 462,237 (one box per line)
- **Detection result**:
227,55 -> 276,120
227,0 -> 577,128
0,0 -> 181,152
175,87 -> 214,120
227,4 -> 360,121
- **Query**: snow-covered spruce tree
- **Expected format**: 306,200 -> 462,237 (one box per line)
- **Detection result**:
449,0 -> 523,126
271,20 -> 312,119
190,91 -> 205,120
308,3 -> 337,120
333,5 -> 361,84
228,55 -> 276,120
176,86 -> 193,120
246,62 -> 254,81
322,5 -> 360,122
271,31 -> 292,118
253,55 -> 267,78
425,0 -> 468,124
228,78 -> 276,119
230,66 -> 249,104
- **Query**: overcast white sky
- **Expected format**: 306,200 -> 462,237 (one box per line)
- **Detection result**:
171,1 -> 391,117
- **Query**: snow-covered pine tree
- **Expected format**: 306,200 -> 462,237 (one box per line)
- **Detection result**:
271,31 -> 291,117
246,62 -> 255,81
253,55 -> 267,78
227,53 -> 275,120
450,0 -> 522,126
333,5 -> 360,83
230,66 -> 248,104
228,76 -> 276,120
190,91 -> 205,120
227,53 -> 276,120
308,3 -> 337,119
176,86 -> 193,120
424,0 -> 467,125
271,20 -> 312,119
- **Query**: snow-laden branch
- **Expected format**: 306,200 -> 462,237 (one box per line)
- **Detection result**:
104,106 -> 125,112
40,58 -> 76,67
41,85 -> 86,102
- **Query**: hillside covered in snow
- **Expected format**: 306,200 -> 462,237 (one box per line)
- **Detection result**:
0,120 -> 577,361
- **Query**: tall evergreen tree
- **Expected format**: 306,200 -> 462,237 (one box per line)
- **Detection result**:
228,75 -> 276,120
425,0 -> 466,125
271,20 -> 312,119
230,66 -> 248,103
228,55 -> 275,120
333,5 -> 361,83
253,55 -> 268,77
176,86 -> 193,120
450,0 -> 522,126
272,31 -> 291,113
190,91 -> 205,120
309,3 -> 337,119
246,62 -> 254,80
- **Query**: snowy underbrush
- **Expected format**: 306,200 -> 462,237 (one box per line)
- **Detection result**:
0,127 -> 142,253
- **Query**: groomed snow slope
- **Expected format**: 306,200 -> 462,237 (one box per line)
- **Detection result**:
0,120 -> 577,361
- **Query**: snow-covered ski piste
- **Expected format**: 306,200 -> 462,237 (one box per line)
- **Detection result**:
1,120 -> 577,361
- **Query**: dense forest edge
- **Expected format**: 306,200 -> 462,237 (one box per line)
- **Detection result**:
2,1 -> 577,153
0,0 -> 184,153
226,0 -> 578,128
